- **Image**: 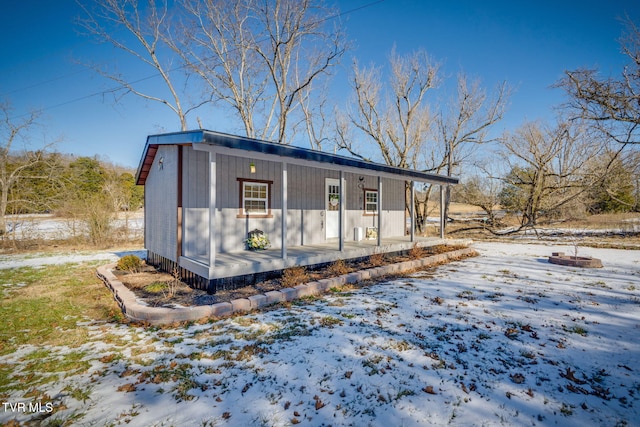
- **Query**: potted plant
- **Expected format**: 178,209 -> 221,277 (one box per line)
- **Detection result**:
245,229 -> 271,250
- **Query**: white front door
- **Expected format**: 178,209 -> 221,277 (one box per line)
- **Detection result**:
325,178 -> 340,239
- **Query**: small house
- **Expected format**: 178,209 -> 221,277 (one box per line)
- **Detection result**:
135,130 -> 458,293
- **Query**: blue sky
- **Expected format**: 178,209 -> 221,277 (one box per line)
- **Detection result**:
1,0 -> 639,169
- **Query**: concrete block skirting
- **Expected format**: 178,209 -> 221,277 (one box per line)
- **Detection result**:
97,247 -> 478,325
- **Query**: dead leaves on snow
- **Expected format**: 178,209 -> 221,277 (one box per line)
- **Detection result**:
510,373 -> 526,384
116,383 -> 137,393
313,394 -> 326,410
560,367 -> 586,385
422,385 -> 437,394
558,366 -> 612,400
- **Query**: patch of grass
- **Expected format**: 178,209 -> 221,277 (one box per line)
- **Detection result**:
362,355 -> 384,375
25,350 -> 90,376
0,363 -> 15,394
236,343 -> 269,361
565,325 -> 588,336
6,350 -> 92,392
560,403 -> 574,416
63,384 -> 92,402
457,290 -> 475,300
0,262 -> 119,356
143,282 -> 168,293
318,316 -> 343,328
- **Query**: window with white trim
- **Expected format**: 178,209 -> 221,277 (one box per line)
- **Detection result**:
364,189 -> 378,215
242,181 -> 269,216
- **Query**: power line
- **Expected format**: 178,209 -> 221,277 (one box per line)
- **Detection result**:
7,0 -> 385,120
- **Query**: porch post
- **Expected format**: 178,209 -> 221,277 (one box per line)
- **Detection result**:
209,152 -> 217,269
281,162 -> 287,259
377,176 -> 382,246
439,184 -> 445,239
177,146 -> 183,261
339,170 -> 344,251
410,181 -> 415,242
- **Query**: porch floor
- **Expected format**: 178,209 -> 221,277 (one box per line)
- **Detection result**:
205,235 -> 450,279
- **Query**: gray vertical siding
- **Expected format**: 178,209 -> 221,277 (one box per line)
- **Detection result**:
147,148 -> 410,260
211,155 -> 406,252
287,164 -> 338,246
144,145 -> 178,261
182,146 -> 210,262
343,173 -> 406,241
216,154 -> 283,253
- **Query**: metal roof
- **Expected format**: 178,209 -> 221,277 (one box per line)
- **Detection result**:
135,130 -> 459,186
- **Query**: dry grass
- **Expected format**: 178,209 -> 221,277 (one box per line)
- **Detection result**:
408,243 -> 426,259
281,266 -> 310,288
119,271 -> 176,289
559,212 -> 640,229
369,253 -> 385,267
326,259 -> 350,276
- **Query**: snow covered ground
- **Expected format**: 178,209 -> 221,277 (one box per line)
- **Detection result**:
3,213 -> 144,241
1,242 -> 639,426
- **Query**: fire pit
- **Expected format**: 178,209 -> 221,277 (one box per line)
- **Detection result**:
548,252 -> 603,268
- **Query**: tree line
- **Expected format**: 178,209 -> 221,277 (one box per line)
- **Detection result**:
2,0 -> 639,245
0,108 -> 143,245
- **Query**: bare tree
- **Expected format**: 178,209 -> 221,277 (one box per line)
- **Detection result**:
560,17 -> 640,145
455,170 -> 503,226
298,79 -> 332,150
498,120 -> 624,231
435,75 -> 510,227
173,0 -> 347,144
77,0 -> 208,130
339,51 -> 509,232
0,103 -> 54,237
338,48 -> 439,167
337,48 -> 440,228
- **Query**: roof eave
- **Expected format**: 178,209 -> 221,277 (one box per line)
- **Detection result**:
135,130 -> 459,186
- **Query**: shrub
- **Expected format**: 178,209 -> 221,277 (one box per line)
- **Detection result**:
117,254 -> 143,272
369,253 -> 385,267
281,266 -> 309,287
327,259 -> 349,276
408,243 -> 425,260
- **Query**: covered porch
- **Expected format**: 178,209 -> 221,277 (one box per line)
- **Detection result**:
179,235 -> 453,288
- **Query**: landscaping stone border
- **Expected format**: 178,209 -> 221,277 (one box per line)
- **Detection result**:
97,247 -> 478,325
